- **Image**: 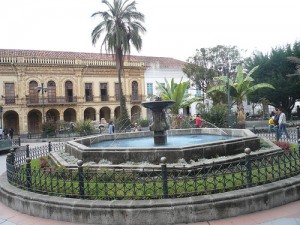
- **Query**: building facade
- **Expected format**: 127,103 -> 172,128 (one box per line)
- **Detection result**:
0,49 -> 147,135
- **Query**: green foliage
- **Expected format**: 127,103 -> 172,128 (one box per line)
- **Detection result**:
42,122 -> 56,135
91,0 -> 146,125
184,45 -> 243,94
245,41 -> 300,118
73,119 -> 95,136
199,104 -> 228,128
139,119 -> 150,127
156,77 -> 201,115
207,65 -> 274,127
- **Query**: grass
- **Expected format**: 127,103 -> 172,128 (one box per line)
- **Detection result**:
11,151 -> 300,200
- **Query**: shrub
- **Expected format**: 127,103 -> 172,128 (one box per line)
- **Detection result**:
199,104 -> 228,128
74,119 -> 95,135
39,156 -> 50,168
42,122 -> 56,135
273,141 -> 290,151
139,119 -> 150,127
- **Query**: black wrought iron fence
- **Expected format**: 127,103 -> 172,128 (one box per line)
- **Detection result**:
251,126 -> 300,143
5,142 -> 300,200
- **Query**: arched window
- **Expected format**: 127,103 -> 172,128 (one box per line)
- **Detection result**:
29,81 -> 38,103
132,81 -> 138,102
47,81 -> 56,103
65,81 -> 73,102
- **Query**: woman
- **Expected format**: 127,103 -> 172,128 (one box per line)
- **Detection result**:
195,114 -> 202,128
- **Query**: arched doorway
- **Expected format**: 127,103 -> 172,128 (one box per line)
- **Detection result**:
114,106 -> 120,120
131,105 -> 141,123
28,110 -> 42,134
46,109 -> 60,123
100,107 -> 111,123
84,107 -> 96,121
64,108 -> 76,122
2,110 -> 19,135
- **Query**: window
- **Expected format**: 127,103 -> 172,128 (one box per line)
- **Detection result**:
132,81 -> 139,101
29,81 -> 39,103
195,88 -> 201,97
85,83 -> 93,101
115,83 -> 120,101
5,83 -> 15,104
100,83 -> 108,101
147,83 -> 153,95
65,81 -> 73,102
47,81 -> 56,103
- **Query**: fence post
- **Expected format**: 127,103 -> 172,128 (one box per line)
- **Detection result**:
297,126 -> 299,141
10,148 -> 15,165
48,141 -> 52,152
6,153 -> 12,164
26,144 -> 30,158
275,126 -> 279,141
26,157 -> 32,190
245,148 -> 252,188
160,157 -> 168,199
77,160 -> 85,198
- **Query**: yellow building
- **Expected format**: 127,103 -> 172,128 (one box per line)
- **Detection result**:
0,49 -> 147,135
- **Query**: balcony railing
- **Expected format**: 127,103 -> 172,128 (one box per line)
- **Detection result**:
2,96 -> 17,104
26,96 -> 78,106
130,95 -> 143,103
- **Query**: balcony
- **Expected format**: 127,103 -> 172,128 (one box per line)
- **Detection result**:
130,95 -> 143,103
2,96 -> 17,104
26,96 -> 78,106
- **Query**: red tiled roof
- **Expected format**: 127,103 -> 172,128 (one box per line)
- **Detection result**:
0,49 -> 186,69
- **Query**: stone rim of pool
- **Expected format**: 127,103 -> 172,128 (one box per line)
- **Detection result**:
64,128 -> 261,165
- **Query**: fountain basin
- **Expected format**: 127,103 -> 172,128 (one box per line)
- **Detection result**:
65,128 -> 260,165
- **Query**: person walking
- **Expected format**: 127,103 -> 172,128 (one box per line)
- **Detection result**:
108,121 -> 115,134
195,114 -> 202,128
9,128 -> 14,139
268,115 -> 275,132
278,108 -> 290,139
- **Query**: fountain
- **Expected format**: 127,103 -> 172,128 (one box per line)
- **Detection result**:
63,100 -> 260,166
141,100 -> 175,145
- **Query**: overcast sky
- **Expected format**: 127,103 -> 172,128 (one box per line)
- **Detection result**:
0,0 -> 299,61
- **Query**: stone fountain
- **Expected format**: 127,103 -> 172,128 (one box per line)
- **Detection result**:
141,100 -> 175,145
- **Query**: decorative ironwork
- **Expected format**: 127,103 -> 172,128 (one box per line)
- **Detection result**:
5,141 -> 300,200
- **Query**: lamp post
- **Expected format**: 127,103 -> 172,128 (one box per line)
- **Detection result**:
36,83 -> 47,123
217,60 -> 238,128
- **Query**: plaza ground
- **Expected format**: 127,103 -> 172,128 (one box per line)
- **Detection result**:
0,124 -> 300,225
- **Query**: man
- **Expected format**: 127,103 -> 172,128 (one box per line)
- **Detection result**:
278,108 -> 290,139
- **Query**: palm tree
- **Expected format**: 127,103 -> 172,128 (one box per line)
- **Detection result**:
156,78 -> 202,128
91,0 -> 146,128
207,65 -> 274,128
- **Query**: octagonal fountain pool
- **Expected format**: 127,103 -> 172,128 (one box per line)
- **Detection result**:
64,128 -> 260,165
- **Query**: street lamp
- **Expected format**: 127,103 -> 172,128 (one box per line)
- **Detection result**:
36,83 -> 47,123
217,60 -> 238,128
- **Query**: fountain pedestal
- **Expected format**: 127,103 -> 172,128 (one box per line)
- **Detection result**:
142,100 -> 175,145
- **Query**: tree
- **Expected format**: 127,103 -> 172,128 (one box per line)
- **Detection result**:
91,0 -> 146,129
156,78 -> 202,128
183,45 -> 244,97
207,65 -> 274,128
245,42 -> 300,118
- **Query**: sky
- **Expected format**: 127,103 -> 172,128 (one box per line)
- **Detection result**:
0,0 -> 299,61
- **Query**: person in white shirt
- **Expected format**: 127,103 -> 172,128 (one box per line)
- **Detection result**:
278,108 -> 290,139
